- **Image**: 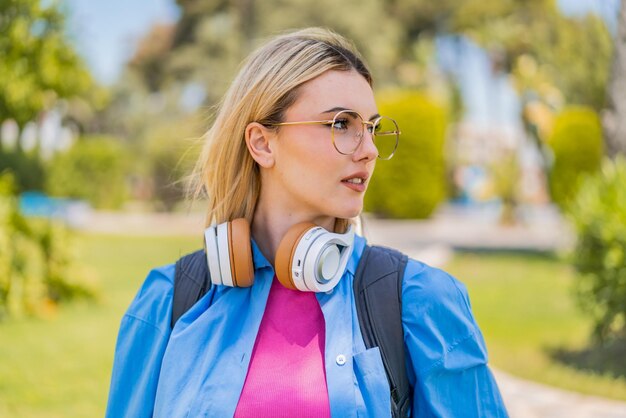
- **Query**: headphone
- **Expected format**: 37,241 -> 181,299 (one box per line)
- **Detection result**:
203,218 -> 355,292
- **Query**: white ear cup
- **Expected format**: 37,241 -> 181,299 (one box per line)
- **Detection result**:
216,222 -> 234,287
291,225 -> 355,292
318,245 -> 341,282
204,225 -> 224,286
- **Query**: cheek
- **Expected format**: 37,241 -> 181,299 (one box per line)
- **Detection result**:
287,140 -> 339,181
299,156 -> 338,193
367,159 -> 377,178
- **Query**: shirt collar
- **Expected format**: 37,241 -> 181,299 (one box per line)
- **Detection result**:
346,234 -> 367,276
250,238 -> 273,270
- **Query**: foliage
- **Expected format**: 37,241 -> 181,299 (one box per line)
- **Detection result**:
547,107 -> 603,208
157,0 -> 401,99
462,3 -> 612,111
0,0 -> 106,199
488,150 -> 521,224
568,156 -> 626,342
534,13 -> 612,112
0,173 -> 15,317
0,171 -> 97,320
365,91 -> 448,218
121,0 -> 611,113
142,114 -> 204,211
0,0 -> 94,128
37,221 -> 97,302
0,149 -> 45,192
91,0 -> 615,215
46,136 -> 130,209
603,0 -> 626,157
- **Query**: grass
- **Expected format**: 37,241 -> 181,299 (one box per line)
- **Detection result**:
447,251 -> 626,401
0,233 -> 199,418
1,235 -> 625,417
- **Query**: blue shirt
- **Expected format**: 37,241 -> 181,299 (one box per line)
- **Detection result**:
106,235 -> 508,417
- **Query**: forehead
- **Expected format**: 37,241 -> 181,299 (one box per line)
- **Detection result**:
288,70 -> 377,118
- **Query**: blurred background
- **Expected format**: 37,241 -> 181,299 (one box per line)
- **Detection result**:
1,0 -> 626,416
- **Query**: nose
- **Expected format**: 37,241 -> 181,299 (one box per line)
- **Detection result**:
353,127 -> 378,162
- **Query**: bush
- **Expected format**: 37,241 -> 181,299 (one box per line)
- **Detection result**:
143,116 -> 203,211
568,156 -> 626,342
548,107 -> 603,208
46,136 -> 129,209
0,149 -> 45,192
365,91 -> 448,218
0,172 -> 97,320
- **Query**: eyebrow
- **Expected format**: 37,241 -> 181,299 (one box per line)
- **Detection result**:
321,107 -> 380,121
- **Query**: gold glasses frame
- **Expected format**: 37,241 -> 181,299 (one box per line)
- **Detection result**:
263,109 -> 400,160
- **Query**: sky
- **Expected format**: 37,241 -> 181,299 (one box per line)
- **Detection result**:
558,0 -> 620,26
63,0 -> 180,85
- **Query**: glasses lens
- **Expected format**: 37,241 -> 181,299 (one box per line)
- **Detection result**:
331,110 -> 364,155
373,117 -> 399,160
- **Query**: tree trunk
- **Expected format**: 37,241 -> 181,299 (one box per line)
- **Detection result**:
603,0 -> 626,158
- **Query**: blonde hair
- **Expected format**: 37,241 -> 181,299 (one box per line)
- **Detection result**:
189,27 -> 372,233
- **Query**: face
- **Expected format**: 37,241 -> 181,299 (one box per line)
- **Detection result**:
266,69 -> 379,223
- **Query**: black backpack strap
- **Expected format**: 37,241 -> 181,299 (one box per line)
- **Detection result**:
171,249 -> 211,329
354,245 -> 411,418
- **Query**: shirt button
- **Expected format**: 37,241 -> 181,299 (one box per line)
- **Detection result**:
336,354 -> 346,366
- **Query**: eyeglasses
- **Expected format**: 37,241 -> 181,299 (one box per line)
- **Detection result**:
264,110 -> 400,160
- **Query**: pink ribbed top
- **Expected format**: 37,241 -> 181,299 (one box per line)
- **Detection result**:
234,277 -> 331,418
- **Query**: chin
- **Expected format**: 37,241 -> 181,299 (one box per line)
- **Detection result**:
336,204 -> 363,220
323,195 -> 364,221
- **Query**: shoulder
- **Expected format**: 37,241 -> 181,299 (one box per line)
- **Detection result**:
401,258 -> 488,374
123,262 -> 176,334
401,259 -> 473,322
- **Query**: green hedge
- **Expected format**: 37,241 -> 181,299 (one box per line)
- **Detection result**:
0,149 -> 45,193
46,136 -> 129,209
365,91 -> 447,218
548,107 -> 603,208
0,172 -> 97,319
568,156 -> 626,342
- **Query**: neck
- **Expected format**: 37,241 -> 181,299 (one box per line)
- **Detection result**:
251,190 -> 335,267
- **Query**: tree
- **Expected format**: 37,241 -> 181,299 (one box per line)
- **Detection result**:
604,0 -> 626,157
0,0 -> 94,131
124,0 -> 401,104
104,0 -> 616,211
0,0 -> 98,193
127,24 -> 176,93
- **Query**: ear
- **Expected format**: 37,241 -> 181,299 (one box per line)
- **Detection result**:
245,122 -> 276,168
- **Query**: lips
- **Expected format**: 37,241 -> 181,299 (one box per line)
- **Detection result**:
340,171 -> 369,184
341,171 -> 369,192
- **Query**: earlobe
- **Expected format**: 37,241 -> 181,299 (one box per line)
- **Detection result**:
245,122 -> 275,168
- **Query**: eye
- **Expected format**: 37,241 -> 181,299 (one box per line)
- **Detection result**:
332,118 -> 349,130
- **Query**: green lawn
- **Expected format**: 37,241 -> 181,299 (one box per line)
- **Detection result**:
0,234 -> 200,418
447,251 -> 626,401
1,234 -> 625,417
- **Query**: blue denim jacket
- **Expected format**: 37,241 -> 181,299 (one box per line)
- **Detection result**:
106,235 -> 508,417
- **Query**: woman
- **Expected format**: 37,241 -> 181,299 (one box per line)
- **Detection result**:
106,28 -> 508,417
